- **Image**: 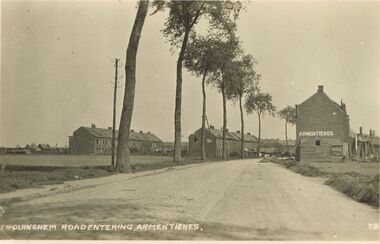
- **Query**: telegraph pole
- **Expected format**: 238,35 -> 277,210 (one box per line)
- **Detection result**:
111,58 -> 120,168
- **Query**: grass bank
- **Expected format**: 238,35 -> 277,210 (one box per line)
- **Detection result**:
0,167 -> 112,193
0,156 -> 213,194
325,174 -> 379,207
264,157 -> 379,207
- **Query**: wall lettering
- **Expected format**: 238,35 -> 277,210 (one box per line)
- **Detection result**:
299,131 -> 334,137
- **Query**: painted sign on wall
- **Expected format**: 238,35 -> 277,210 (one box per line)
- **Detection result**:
299,131 -> 334,137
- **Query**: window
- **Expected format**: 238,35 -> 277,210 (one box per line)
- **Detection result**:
315,140 -> 321,146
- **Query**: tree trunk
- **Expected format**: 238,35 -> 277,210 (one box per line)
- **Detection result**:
285,120 -> 288,153
257,112 -> 261,158
116,0 -> 149,173
201,70 -> 207,160
222,82 -> 227,160
173,29 -> 190,164
239,94 -> 244,159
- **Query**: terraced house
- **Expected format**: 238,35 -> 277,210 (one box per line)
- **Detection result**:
188,126 -> 258,159
69,124 -> 163,155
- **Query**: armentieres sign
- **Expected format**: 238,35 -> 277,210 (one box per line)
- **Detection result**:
299,131 -> 334,137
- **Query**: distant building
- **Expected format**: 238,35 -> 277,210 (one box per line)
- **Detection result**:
25,143 -> 38,150
260,147 -> 279,157
69,124 -> 163,155
155,142 -> 188,156
38,144 -> 51,151
188,126 -> 257,158
261,139 -> 296,156
295,85 -> 351,161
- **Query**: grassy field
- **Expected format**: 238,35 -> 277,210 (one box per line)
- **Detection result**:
302,161 -> 379,176
0,167 -> 112,193
0,154 -> 202,194
266,157 -> 380,207
0,154 -> 173,167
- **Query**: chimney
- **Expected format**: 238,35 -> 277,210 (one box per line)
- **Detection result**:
341,103 -> 346,112
139,130 -> 143,133
91,123 -> 96,128
131,129 -> 134,132
318,85 -> 324,92
359,127 -> 363,135
210,125 -> 214,129
236,130 -> 240,133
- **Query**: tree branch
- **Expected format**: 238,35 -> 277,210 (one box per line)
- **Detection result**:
190,2 -> 206,28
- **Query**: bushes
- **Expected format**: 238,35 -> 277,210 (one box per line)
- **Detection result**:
259,157 -> 275,163
229,152 -> 241,158
325,174 -> 379,207
271,159 -> 324,177
292,164 -> 323,177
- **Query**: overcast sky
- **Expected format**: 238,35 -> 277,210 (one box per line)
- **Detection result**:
1,0 -> 379,147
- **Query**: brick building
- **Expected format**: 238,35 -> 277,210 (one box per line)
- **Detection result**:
69,124 -> 162,155
295,85 -> 351,161
188,126 -> 257,158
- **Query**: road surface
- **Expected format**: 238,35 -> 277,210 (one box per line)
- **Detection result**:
0,159 -> 379,240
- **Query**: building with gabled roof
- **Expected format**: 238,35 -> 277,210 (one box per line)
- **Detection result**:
68,124 -> 162,155
38,143 -> 51,151
295,85 -> 352,161
188,125 -> 258,159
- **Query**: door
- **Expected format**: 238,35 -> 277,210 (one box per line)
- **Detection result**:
342,143 -> 349,158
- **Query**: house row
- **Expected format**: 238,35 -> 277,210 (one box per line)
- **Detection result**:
68,124 -> 163,155
188,126 -> 258,158
187,85 -> 377,162
2,143 -> 56,154
68,85 -> 377,162
25,143 -> 52,151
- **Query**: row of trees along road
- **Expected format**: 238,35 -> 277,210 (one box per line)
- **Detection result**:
115,0 -> 296,172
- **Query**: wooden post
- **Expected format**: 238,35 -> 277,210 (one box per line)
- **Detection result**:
111,58 -> 120,168
355,134 -> 358,160
1,163 -> 5,174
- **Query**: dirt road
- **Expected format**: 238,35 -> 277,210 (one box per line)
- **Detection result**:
0,159 -> 379,240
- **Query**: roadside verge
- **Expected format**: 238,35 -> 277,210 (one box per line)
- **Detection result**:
262,157 -> 379,208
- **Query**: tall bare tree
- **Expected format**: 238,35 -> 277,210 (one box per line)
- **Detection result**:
278,105 -> 296,153
116,0 -> 149,173
245,91 -> 276,157
226,54 -> 260,159
154,0 -> 242,164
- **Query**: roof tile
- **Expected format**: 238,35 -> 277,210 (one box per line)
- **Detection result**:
81,127 -> 162,142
